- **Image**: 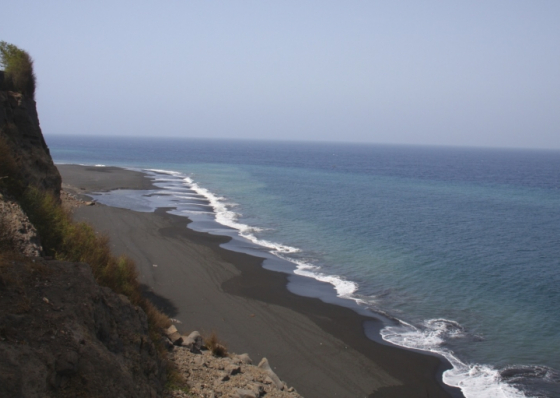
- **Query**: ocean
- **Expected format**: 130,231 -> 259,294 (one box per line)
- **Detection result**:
47,135 -> 560,398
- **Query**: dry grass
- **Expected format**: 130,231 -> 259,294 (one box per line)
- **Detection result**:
18,187 -> 173,343
205,331 -> 228,357
0,136 -> 172,373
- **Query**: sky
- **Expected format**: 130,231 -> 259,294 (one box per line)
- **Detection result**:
2,1 -> 560,149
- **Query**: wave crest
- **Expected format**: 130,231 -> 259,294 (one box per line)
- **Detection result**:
381,319 -> 529,398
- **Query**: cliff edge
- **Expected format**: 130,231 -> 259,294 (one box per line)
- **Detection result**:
0,90 -> 61,198
0,83 -> 167,396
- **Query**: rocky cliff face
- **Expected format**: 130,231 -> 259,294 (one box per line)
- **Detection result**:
0,90 -> 61,198
0,192 -> 43,256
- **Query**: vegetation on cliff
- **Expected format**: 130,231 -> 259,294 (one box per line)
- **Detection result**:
0,42 -> 189,395
0,133 -> 173,360
0,41 -> 36,99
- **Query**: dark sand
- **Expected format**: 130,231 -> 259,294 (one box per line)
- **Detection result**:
58,164 -> 156,194
58,165 -> 463,398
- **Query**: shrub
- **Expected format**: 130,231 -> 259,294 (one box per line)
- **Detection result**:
205,331 -> 228,357
18,186 -> 171,328
0,41 -> 36,99
0,137 -> 172,350
0,136 -> 176,380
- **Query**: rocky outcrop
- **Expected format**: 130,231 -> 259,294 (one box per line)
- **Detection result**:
0,257 -> 166,398
0,90 -> 61,198
166,344 -> 302,398
162,325 -> 301,397
0,192 -> 43,256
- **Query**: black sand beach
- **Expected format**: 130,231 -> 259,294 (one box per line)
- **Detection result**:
58,164 -> 463,398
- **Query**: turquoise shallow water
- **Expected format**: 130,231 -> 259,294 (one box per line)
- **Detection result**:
48,135 -> 560,397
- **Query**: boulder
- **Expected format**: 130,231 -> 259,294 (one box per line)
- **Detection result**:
181,330 -> 204,352
168,332 -> 183,346
235,353 -> 253,365
164,325 -> 178,336
258,358 -> 284,390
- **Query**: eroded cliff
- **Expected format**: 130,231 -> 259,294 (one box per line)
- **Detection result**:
0,90 -> 61,197
0,88 -> 167,397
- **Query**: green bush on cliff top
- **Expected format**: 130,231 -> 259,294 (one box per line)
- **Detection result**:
0,41 -> 36,99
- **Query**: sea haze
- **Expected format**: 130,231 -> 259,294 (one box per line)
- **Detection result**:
48,135 -> 560,398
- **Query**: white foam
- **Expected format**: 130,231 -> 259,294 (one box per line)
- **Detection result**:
181,179 -> 266,236
151,190 -> 201,196
177,210 -> 213,215
153,180 -> 181,184
145,168 -> 183,176
175,195 -> 206,200
274,255 -> 359,299
295,265 -> 359,298
381,320 -> 529,398
94,164 -> 106,167
170,176 -> 369,302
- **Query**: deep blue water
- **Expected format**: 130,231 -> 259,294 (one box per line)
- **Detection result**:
47,135 -> 560,398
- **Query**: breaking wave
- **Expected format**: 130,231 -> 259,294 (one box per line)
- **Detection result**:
381,319 -> 532,397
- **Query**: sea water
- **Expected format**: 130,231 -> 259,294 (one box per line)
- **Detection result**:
47,136 -> 560,398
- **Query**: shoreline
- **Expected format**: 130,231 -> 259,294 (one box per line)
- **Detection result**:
58,164 -> 463,398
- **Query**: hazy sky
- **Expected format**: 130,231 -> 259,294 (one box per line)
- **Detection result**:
2,1 -> 560,149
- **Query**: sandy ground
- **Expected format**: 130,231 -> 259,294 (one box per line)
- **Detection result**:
57,164 -> 463,398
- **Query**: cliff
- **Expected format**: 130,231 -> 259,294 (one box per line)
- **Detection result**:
0,89 -> 167,397
0,90 -> 61,198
